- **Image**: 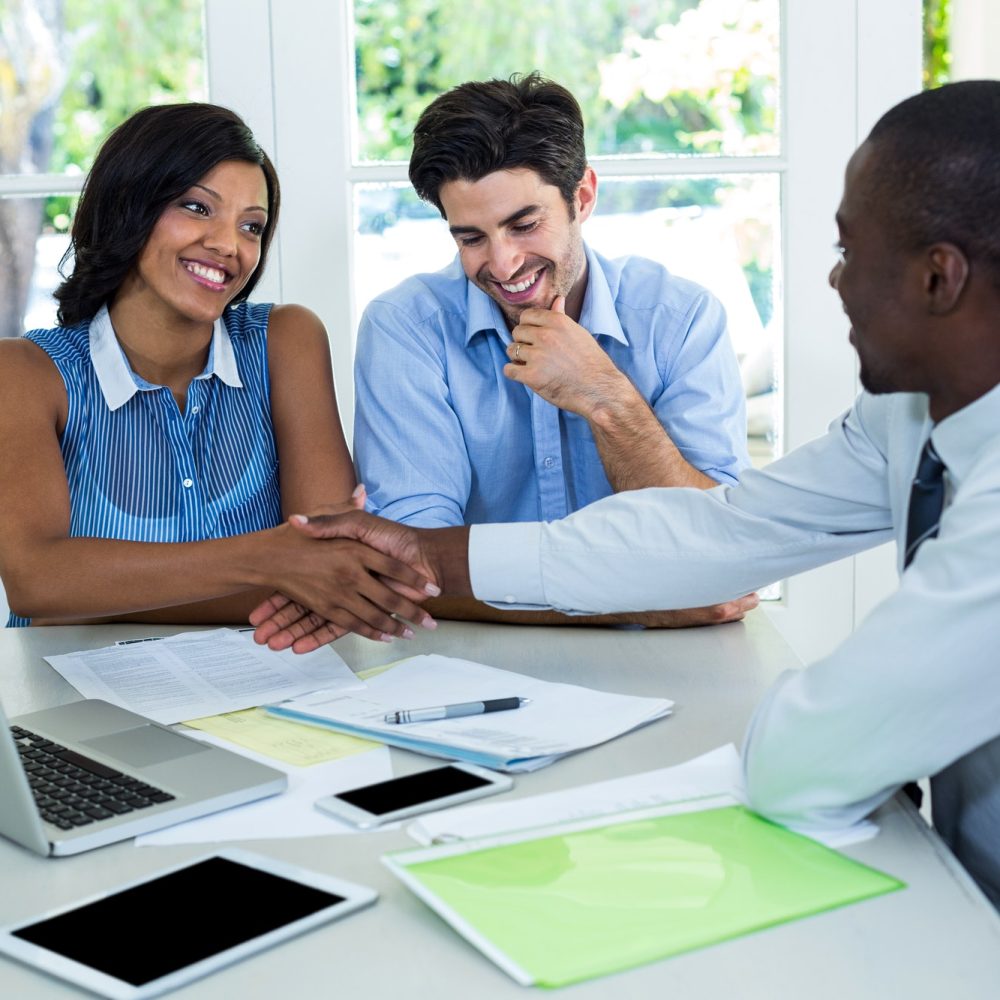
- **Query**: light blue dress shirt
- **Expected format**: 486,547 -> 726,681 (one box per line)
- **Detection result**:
468,384 -> 1000,906
354,245 -> 749,528
8,301 -> 281,627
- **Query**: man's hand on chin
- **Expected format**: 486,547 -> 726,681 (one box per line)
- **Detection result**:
503,295 -> 633,418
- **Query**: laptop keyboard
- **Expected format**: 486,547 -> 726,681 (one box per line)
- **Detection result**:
11,725 -> 175,831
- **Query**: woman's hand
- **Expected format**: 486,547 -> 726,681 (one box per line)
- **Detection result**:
251,492 -> 442,652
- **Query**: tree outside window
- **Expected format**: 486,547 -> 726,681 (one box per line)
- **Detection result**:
0,0 -> 205,338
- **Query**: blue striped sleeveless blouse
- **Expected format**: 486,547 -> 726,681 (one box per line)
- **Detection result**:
7,301 -> 281,627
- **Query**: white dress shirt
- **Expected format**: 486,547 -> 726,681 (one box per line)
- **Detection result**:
470,383 -> 1000,905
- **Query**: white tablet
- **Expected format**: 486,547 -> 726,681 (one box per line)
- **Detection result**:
0,848 -> 377,999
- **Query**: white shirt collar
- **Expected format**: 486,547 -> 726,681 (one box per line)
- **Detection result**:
88,304 -> 244,411
931,379 -> 1000,482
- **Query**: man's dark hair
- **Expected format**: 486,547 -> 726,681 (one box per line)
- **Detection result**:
865,80 -> 1000,289
408,72 -> 587,217
55,103 -> 280,326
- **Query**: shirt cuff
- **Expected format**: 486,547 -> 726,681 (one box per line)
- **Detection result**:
468,522 -> 547,608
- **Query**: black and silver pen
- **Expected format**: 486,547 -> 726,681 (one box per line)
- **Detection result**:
384,697 -> 529,725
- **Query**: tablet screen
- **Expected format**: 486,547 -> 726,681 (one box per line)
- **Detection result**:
12,857 -> 343,987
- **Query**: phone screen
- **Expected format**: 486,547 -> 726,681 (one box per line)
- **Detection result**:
12,857 -> 343,987
336,766 -> 492,816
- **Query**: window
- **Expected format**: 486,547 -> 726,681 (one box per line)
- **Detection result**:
351,0 -> 783,463
0,0 -> 206,338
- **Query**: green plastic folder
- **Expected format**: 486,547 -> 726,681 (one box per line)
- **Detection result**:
384,802 -> 904,988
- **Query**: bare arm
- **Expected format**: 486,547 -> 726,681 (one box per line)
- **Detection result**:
504,297 -> 716,490
0,337 -> 435,640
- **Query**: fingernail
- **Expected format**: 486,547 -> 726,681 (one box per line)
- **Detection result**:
425,582 -> 442,596
290,514 -> 308,525
380,632 -> 394,643
422,616 -> 437,630
352,484 -> 366,498
402,627 -> 415,639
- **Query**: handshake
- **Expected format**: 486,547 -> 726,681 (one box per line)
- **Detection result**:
248,487 -> 758,652
249,492 -> 471,653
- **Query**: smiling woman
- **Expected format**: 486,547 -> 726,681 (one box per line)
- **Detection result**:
0,104 -> 438,644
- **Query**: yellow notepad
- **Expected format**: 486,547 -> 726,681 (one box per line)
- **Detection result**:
384,799 -> 904,988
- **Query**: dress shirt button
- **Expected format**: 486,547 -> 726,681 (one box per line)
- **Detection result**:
182,478 -> 194,489
504,594 -> 516,604
191,405 -> 200,414
543,457 -> 555,469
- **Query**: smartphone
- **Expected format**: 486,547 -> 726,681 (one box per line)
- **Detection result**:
315,762 -> 513,828
0,849 -> 376,1000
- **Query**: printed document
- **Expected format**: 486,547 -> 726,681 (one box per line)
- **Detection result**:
44,628 -> 363,725
268,654 -> 672,772
409,744 -> 878,848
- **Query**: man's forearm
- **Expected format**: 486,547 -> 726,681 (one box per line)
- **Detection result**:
588,389 -> 717,491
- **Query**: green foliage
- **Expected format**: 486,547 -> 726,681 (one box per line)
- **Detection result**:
353,0 -> 780,324
44,0 -> 205,230
923,0 -> 951,88
353,0 -> 775,162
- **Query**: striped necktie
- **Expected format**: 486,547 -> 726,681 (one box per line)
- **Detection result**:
903,439 -> 946,569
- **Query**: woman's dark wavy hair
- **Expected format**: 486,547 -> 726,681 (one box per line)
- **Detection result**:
409,72 -> 587,218
55,103 -> 280,326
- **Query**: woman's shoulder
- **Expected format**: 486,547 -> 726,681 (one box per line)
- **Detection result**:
266,303 -> 326,339
20,320 -> 90,364
0,333 -> 70,409
222,300 -> 275,339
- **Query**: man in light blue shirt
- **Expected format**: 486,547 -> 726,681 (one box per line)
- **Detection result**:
354,74 -> 752,626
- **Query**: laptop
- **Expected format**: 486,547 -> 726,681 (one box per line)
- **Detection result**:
1,697 -> 286,856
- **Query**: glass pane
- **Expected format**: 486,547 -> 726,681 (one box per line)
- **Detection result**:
0,0 -> 205,338
0,196 -> 72,338
592,174 -> 780,464
354,185 -> 455,316
353,0 -> 780,162
0,0 -> 206,179
353,172 -> 781,464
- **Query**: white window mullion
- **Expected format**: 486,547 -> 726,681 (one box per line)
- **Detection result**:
269,2 -> 357,437
851,0 -> 923,630
761,0 -> 860,662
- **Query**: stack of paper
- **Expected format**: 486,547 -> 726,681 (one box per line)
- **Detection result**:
267,654 -> 672,772
384,798 -> 904,987
408,744 -> 878,849
43,628 -> 363,724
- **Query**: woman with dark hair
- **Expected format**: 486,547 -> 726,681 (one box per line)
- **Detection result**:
0,103 -> 435,642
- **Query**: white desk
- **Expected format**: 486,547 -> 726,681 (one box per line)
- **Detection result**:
2,613 -> 999,998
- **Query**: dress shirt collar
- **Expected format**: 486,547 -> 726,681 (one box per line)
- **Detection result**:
930,379 -> 1000,481
89,304 -> 243,411
463,242 -> 629,348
